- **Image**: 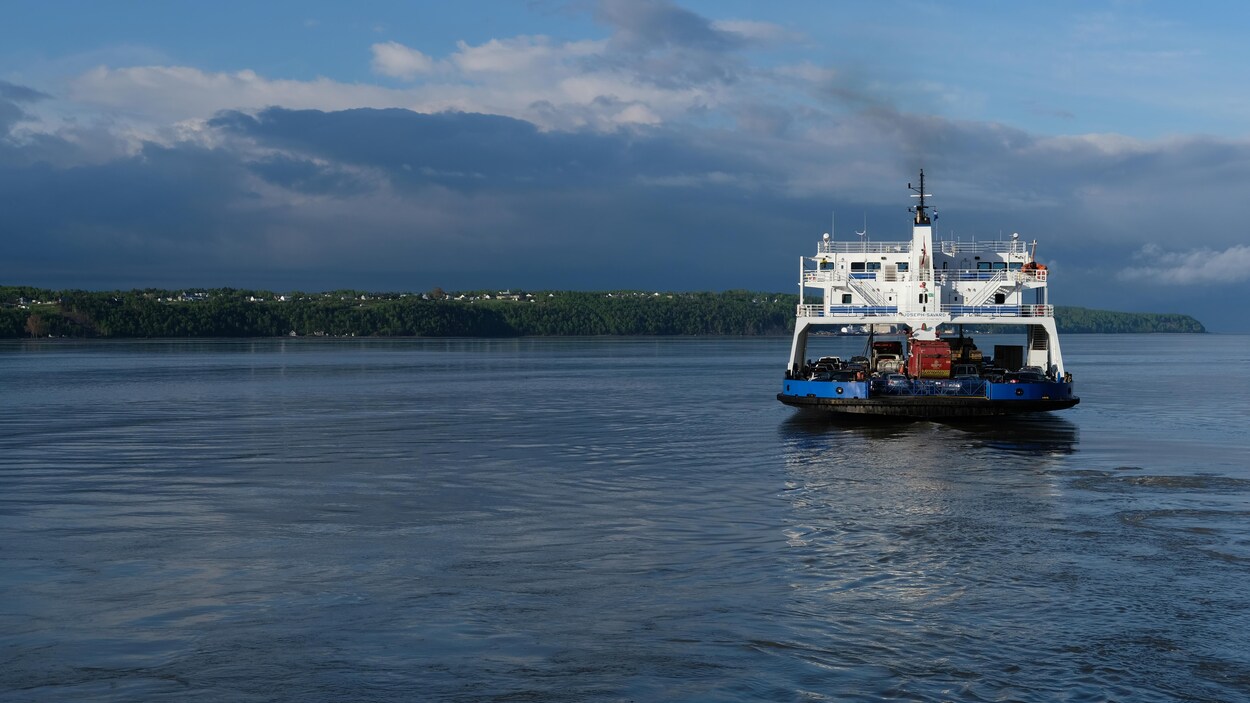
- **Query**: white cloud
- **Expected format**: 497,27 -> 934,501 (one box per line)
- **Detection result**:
370,41 -> 434,79
613,102 -> 661,125
61,29 -> 729,136
1117,243 -> 1250,284
70,65 -> 411,122
451,35 -> 602,74
710,19 -> 801,45
1031,132 -> 1147,156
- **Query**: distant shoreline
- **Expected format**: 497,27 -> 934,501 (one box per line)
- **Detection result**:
1,286 -> 1207,338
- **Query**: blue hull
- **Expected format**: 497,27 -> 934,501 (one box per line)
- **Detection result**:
778,378 -> 1079,417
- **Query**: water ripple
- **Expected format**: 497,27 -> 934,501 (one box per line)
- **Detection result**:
2,337 -> 1249,701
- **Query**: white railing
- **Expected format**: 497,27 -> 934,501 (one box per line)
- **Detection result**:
806,268 -> 1047,285
942,304 -> 1053,318
846,277 -> 884,306
796,304 -> 900,318
818,239 -> 1034,256
802,270 -> 902,285
939,240 -> 1028,255
797,303 -> 1052,319
933,269 -> 1047,284
819,241 -> 911,254
962,270 -> 1009,307
803,270 -> 840,284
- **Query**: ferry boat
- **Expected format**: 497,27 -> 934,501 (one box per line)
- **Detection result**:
778,172 -> 1079,417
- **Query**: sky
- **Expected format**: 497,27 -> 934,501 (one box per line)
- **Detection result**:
3,1 -> 1249,331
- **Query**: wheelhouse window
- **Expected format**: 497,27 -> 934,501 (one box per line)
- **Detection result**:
897,262 -> 909,271
1009,262 -> 1023,270
850,262 -> 866,272
992,262 -> 1008,270
977,261 -> 992,270
866,262 -> 882,271
819,261 -> 834,270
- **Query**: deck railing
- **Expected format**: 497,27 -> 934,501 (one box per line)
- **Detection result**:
939,241 -> 1028,255
818,241 -> 911,254
817,240 -> 1033,256
870,379 -> 988,397
797,304 -> 1053,318
796,304 -> 900,317
944,304 -> 1053,317
805,268 -> 1047,285
936,269 -> 1048,283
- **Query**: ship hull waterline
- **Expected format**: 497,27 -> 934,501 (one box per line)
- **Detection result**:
776,392 -> 1079,417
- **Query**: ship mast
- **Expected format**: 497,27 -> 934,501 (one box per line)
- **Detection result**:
908,170 -> 931,225
905,170 -> 935,317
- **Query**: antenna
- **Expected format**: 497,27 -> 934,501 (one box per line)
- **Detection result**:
908,170 -> 932,225
855,212 -> 867,240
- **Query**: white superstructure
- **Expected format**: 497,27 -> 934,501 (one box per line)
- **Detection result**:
786,171 -> 1066,378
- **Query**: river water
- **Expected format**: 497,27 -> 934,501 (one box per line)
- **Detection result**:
1,335 -> 1248,702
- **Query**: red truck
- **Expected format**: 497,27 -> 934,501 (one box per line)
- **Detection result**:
907,339 -> 952,378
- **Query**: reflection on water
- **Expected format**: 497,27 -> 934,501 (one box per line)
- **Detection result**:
2,336 -> 1249,702
776,397 -> 1249,702
942,414 -> 1080,455
780,411 -> 1080,454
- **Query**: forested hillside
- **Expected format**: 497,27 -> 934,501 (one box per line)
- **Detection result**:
1050,306 -> 1205,333
0,287 -> 1206,338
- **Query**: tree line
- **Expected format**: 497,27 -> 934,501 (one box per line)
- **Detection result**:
1049,306 -> 1205,333
0,287 -> 1206,339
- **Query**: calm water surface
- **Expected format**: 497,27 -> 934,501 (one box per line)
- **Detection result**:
2,335 -> 1248,702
